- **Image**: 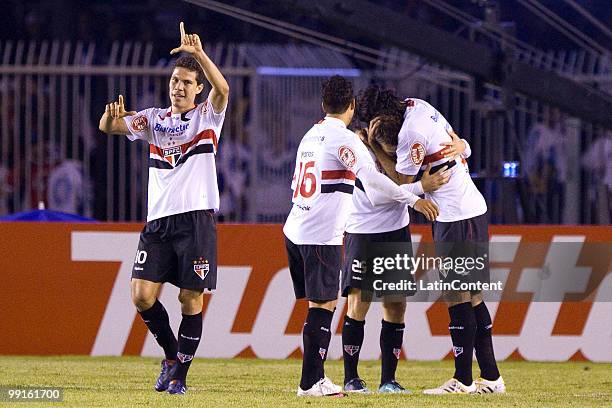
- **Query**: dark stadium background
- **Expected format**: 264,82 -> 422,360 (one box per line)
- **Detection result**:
0,0 -> 610,224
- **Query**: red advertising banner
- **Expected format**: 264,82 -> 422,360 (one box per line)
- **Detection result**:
0,223 -> 610,361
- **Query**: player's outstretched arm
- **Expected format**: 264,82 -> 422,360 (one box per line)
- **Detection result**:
98,95 -> 136,135
170,22 -> 229,113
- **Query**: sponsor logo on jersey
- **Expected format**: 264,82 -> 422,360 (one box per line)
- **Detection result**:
410,143 -> 425,166
163,146 -> 182,166
201,100 -> 208,114
338,146 -> 356,169
319,348 -> 327,360
177,352 -> 194,363
131,115 -> 148,132
453,346 -> 463,357
193,257 -> 210,280
430,111 -> 439,122
344,345 -> 360,356
393,348 -> 402,359
154,123 -> 190,134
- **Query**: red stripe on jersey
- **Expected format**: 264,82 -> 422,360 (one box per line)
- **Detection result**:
182,129 -> 218,152
149,129 -> 218,157
422,148 -> 447,165
321,170 -> 356,180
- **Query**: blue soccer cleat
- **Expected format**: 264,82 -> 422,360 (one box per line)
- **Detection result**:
167,379 -> 187,395
378,380 -> 411,394
344,378 -> 370,393
154,359 -> 177,392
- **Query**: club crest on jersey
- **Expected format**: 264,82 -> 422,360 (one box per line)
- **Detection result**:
319,348 -> 327,360
131,115 -> 148,132
193,257 -> 210,280
344,345 -> 360,356
393,348 -> 402,360
453,346 -> 464,357
338,146 -> 356,169
163,146 -> 182,166
410,142 -> 425,165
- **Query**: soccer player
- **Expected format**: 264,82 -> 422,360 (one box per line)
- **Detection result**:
342,115 -> 450,394
98,22 -> 229,395
283,76 -> 439,397
358,86 -> 505,394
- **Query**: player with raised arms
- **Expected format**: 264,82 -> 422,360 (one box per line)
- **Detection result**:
357,85 -> 505,394
98,22 -> 229,395
341,114 -> 450,394
283,76 -> 439,397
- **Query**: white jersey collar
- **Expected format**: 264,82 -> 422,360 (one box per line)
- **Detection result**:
322,116 -> 347,128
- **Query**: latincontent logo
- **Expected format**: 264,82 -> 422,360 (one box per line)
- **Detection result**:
362,241 -> 500,301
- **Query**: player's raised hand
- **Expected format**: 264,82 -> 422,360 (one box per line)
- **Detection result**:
106,95 -> 137,119
413,198 -> 439,222
440,128 -> 466,158
170,22 -> 203,55
367,117 -> 381,147
420,163 -> 451,192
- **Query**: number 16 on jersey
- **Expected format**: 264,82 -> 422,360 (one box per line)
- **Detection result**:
293,161 -> 317,199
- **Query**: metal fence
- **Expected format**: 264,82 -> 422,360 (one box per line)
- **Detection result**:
0,41 -> 610,224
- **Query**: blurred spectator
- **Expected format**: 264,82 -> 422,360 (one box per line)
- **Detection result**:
581,132 -> 612,224
47,159 -> 91,216
524,109 -> 568,223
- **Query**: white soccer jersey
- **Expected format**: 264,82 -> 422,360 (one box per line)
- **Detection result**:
283,117 -> 372,245
123,93 -> 226,222
345,148 -> 409,234
396,98 -> 487,222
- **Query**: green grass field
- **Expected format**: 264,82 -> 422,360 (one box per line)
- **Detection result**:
0,357 -> 610,407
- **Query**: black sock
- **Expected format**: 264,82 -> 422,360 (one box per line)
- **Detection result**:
172,312 -> 203,382
380,320 -> 405,385
138,300 -> 178,361
300,307 -> 333,390
342,315 -> 365,384
473,302 -> 500,380
448,302 -> 476,386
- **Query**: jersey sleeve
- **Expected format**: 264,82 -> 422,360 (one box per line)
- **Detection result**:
123,108 -> 155,142
396,128 -> 427,176
336,132 -> 372,175
197,92 -> 227,145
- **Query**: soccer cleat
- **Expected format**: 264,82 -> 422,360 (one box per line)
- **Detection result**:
322,377 -> 343,394
167,379 -> 187,395
297,377 -> 344,397
475,376 -> 506,394
344,378 -> 370,393
423,378 -> 476,395
378,380 -> 411,394
154,359 -> 177,392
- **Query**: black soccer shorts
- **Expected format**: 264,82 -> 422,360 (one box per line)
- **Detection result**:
341,226 -> 414,297
285,236 -> 342,302
432,212 -> 490,290
131,209 -> 217,290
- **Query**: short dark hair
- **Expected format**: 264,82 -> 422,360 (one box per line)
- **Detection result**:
372,114 -> 402,146
174,55 -> 205,85
356,85 -> 405,124
321,75 -> 354,114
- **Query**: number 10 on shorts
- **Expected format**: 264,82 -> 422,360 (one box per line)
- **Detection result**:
134,250 -> 148,265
